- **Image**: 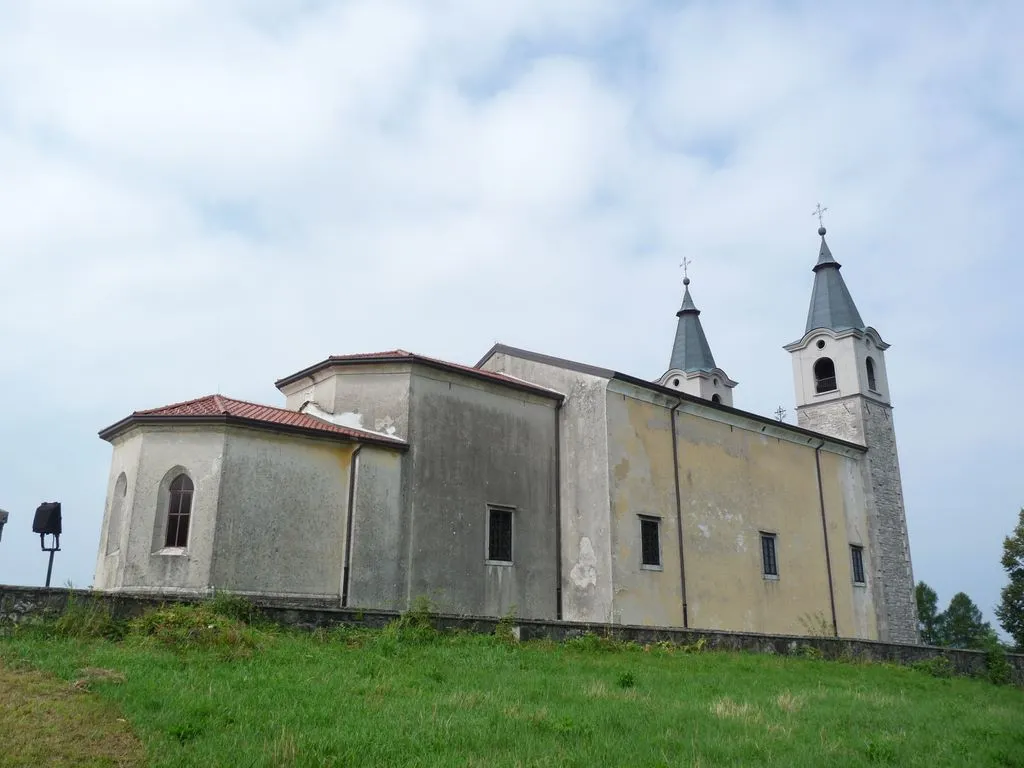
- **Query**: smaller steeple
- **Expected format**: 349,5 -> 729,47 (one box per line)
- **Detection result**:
669,277 -> 718,374
658,269 -> 737,406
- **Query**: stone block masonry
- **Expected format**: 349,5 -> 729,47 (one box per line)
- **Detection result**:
2,585 -> 1020,685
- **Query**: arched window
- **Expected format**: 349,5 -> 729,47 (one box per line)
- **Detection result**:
165,474 -> 194,548
106,473 -> 127,555
814,358 -> 837,393
866,357 -> 877,391
711,393 -> 722,404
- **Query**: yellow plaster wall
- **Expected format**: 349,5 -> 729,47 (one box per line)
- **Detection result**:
607,392 -> 875,638
606,394 -> 683,627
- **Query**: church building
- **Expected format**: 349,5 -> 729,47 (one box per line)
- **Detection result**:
93,225 -> 919,644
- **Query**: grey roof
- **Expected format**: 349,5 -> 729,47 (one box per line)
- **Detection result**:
805,228 -> 865,333
669,280 -> 718,373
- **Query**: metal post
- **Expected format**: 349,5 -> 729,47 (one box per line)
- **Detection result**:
45,550 -> 56,588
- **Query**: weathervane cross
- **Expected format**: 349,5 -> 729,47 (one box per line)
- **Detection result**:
812,202 -> 829,228
680,256 -> 692,281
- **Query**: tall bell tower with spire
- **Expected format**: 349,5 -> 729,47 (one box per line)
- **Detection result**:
783,212 -> 918,644
657,263 -> 737,405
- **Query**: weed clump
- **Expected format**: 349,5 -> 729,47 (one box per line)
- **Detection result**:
126,603 -> 266,655
207,591 -> 263,626
494,606 -> 518,645
52,598 -> 126,641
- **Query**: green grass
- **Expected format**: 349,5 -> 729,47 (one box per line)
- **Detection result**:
2,603 -> 1023,767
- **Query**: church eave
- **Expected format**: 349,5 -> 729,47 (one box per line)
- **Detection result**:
660,367 -> 738,389
783,325 -> 889,352
276,353 -> 564,401
98,414 -> 410,450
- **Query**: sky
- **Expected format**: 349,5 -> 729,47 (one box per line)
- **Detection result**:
1,1 -> 1022,631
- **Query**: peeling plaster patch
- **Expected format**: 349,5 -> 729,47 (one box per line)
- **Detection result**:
336,411 -> 365,430
697,523 -> 710,539
570,537 -> 597,589
735,532 -> 745,551
373,415 -> 397,436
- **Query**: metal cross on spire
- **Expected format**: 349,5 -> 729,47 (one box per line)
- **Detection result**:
812,202 -> 829,228
680,256 -> 692,285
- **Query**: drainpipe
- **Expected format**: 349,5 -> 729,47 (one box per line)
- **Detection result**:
554,400 -> 563,620
670,401 -> 689,628
340,444 -> 364,607
814,439 -> 839,637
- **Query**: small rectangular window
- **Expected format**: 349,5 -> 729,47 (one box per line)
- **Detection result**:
640,516 -> 661,568
761,533 -> 778,578
487,506 -> 513,563
851,545 -> 866,584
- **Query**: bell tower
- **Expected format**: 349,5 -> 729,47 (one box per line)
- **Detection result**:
783,216 -> 918,643
657,264 -> 737,405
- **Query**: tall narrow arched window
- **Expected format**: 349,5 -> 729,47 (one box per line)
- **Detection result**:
866,357 -> 877,391
165,474 -> 194,548
106,473 -> 127,555
814,357 -> 837,394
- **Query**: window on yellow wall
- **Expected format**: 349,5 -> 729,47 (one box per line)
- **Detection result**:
639,516 -> 661,569
851,545 -> 866,584
761,533 -> 778,578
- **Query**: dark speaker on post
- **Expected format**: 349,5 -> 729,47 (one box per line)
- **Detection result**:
33,502 -> 62,536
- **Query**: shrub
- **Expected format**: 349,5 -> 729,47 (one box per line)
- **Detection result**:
616,671 -> 636,689
983,636 -> 1013,686
910,656 -> 953,679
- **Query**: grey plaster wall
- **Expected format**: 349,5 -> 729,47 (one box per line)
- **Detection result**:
111,426 -> 226,593
404,367 -> 559,620
479,352 -> 613,623
210,427 -> 357,599
798,397 -> 918,643
346,446 -> 405,610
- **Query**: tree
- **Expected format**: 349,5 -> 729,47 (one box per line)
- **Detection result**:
995,507 -> 1024,651
942,592 -> 991,650
915,581 -> 944,645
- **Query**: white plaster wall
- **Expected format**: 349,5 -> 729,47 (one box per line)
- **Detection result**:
93,431 -> 144,589
790,332 -> 891,410
115,426 -> 226,593
479,352 -> 612,623
658,369 -> 734,407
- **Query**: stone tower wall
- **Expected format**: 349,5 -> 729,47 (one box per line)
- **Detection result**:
798,396 -> 918,644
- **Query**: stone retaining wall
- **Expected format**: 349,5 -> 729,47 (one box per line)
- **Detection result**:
2,584 -> 1020,684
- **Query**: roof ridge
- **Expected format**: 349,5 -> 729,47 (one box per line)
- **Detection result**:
134,393 -> 218,416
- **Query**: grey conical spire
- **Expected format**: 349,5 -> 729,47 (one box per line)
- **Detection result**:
669,278 -> 718,372
805,226 -> 865,333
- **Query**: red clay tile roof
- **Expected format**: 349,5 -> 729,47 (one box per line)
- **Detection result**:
274,349 -> 564,400
99,394 -> 407,448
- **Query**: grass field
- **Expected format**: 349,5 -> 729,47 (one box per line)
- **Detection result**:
1,600 -> 1022,767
